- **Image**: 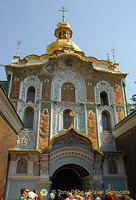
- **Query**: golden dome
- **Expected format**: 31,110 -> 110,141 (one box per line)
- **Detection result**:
46,21 -> 81,55
57,21 -> 70,28
46,39 -> 81,55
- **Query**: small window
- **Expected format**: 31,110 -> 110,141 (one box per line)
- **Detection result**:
63,109 -> 72,129
59,32 -> 61,38
108,160 -> 118,174
102,111 -> 111,131
63,31 -> 66,37
100,91 -> 108,106
27,86 -> 35,102
24,107 -> 34,129
17,159 -> 27,174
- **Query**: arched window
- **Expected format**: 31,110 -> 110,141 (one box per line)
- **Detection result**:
17,159 -> 27,174
102,111 -> 111,131
108,160 -> 118,174
63,31 -> 66,37
24,107 -> 34,129
63,109 -> 73,129
27,86 -> 35,102
59,32 -> 61,38
62,82 -> 75,102
100,91 -> 108,106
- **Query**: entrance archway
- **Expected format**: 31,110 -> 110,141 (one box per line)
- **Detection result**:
51,164 -> 90,193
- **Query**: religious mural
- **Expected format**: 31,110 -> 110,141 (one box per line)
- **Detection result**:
114,84 -> 124,104
87,110 -> 97,137
86,81 -> 95,102
42,78 -> 51,100
39,108 -> 49,137
10,77 -> 20,99
117,107 -> 125,123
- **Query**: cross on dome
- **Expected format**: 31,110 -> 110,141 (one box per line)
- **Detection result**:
59,7 -> 68,21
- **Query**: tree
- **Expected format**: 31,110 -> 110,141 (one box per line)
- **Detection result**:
130,82 -> 136,112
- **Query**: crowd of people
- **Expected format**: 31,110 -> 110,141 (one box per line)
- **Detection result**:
18,188 -> 41,200
18,188 -> 133,200
49,191 -> 133,200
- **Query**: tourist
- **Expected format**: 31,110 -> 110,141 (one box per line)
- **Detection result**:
50,193 -> 55,200
33,189 -> 38,200
18,188 -> 29,200
96,194 -> 103,200
65,193 -> 73,200
88,192 -> 95,200
27,192 -> 37,200
85,193 -> 89,200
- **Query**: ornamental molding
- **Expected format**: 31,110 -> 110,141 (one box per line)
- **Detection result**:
97,105 -> 114,114
18,101 -> 39,112
53,103 -> 84,114
16,128 -> 36,147
52,103 -> 85,133
21,75 -> 41,102
94,155 -> 103,174
100,131 -> 115,148
51,70 -> 86,103
37,180 -> 51,191
89,180 -> 104,191
49,147 -> 94,166
95,80 -> 114,106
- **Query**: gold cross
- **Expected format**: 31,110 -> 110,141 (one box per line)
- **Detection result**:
59,7 -> 68,21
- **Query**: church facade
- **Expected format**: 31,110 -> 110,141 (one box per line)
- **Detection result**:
3,19 -> 129,200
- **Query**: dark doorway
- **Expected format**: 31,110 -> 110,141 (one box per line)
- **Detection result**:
51,164 -> 90,194
52,168 -> 82,191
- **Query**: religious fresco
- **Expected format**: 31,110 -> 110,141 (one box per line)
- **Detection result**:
87,110 -> 97,137
114,84 -> 124,104
39,108 -> 49,137
61,82 -> 75,102
86,81 -> 95,102
117,107 -> 125,123
42,78 -> 51,100
16,159 -> 27,174
10,77 -> 20,98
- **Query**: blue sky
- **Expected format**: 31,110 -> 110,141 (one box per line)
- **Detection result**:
0,0 -> 136,103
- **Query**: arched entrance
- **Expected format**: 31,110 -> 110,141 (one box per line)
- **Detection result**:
51,164 -> 90,193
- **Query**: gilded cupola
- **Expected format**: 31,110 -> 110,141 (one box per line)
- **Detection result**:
46,20 -> 81,55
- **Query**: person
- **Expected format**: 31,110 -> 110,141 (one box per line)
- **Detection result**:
96,194 -> 103,200
65,193 -> 73,200
49,193 -> 55,200
88,192 -> 95,200
33,189 -> 38,200
27,192 -> 37,200
18,188 -> 29,200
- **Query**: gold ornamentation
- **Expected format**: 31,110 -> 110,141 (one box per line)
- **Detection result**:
88,82 -> 92,86
111,49 -> 116,63
69,111 -> 75,117
59,7 -> 68,22
47,125 -> 103,155
44,79 -> 49,83
16,41 -> 21,56
14,77 -> 19,81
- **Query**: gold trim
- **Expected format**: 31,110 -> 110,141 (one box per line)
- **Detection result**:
9,149 -> 41,154
48,125 -> 103,155
3,52 -> 129,75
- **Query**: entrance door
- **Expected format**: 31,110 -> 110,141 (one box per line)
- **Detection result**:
51,164 -> 90,193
